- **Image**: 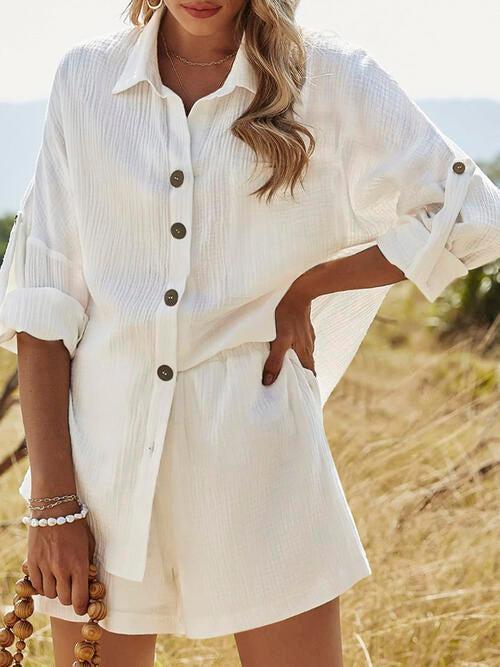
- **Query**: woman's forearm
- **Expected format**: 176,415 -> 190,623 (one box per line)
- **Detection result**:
16,334 -> 93,615
17,332 -> 78,499
291,246 -> 406,300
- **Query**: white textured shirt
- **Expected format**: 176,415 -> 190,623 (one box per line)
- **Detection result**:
1,5 -> 500,581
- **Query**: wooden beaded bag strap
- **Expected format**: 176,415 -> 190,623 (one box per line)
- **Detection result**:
0,559 -> 107,666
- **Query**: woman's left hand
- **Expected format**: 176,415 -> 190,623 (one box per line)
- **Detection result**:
262,282 -> 316,385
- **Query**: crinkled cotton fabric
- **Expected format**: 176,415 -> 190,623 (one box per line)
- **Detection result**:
33,341 -> 371,638
1,3 -> 500,583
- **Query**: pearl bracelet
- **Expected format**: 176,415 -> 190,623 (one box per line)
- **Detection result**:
22,503 -> 89,527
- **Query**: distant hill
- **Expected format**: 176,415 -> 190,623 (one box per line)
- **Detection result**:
418,98 -> 500,166
1,96 -> 499,216
0,100 -> 47,217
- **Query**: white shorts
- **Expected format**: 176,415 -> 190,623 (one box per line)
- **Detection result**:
34,341 -> 371,638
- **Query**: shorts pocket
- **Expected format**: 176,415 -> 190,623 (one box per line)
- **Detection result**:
286,347 -> 321,406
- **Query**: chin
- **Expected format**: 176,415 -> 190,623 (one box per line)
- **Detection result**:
180,21 -> 222,37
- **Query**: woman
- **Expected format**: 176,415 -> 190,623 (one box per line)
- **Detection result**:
1,0 -> 499,664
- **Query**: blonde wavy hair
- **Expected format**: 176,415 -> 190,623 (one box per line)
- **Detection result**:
123,0 -> 316,203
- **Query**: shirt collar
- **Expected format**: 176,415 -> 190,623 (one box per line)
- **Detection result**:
112,3 -> 257,97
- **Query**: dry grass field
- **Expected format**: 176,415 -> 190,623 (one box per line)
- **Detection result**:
0,281 -> 498,666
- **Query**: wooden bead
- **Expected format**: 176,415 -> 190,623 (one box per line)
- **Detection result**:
0,649 -> 13,667
21,562 -> 29,578
14,580 -> 37,598
0,629 -> 14,648
74,641 -> 94,662
14,643 -> 24,652
88,582 -> 106,600
88,564 -> 98,580
12,652 -> 23,662
2,614 -> 17,630
12,621 -> 32,641
13,600 -> 33,621
87,601 -> 106,621
81,622 -> 102,643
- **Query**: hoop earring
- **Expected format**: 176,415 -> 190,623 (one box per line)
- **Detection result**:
147,0 -> 163,9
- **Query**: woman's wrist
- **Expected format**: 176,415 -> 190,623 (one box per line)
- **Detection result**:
23,500 -> 89,527
30,468 -> 77,498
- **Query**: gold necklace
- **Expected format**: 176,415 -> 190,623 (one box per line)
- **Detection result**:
158,26 -> 238,66
159,29 -> 233,97
169,47 -> 238,67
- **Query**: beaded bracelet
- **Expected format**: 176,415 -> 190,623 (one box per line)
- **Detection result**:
21,503 -> 89,527
0,560 -> 107,666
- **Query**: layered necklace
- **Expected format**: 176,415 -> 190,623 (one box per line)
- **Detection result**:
158,29 -> 238,96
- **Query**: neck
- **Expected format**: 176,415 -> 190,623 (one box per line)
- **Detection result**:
160,12 -> 241,61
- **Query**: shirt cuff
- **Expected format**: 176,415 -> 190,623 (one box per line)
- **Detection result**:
377,216 -> 468,303
0,286 -> 89,358
377,157 -> 477,302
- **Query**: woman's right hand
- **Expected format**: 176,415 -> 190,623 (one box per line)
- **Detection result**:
27,500 -> 96,616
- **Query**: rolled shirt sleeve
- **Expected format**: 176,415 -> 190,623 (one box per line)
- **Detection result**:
0,55 -> 89,357
339,45 -> 500,303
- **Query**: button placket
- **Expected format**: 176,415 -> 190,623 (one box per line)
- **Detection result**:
148,97 -> 194,457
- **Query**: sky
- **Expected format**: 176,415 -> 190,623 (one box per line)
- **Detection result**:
1,0 -> 499,103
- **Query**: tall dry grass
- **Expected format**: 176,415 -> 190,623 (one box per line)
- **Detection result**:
0,282 -> 498,666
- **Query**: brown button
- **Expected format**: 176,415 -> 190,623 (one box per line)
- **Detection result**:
170,222 -> 186,239
170,170 -> 184,187
164,289 -> 178,306
452,161 -> 466,175
157,364 -> 174,381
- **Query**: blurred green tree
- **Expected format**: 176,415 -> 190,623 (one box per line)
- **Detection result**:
0,214 -> 15,265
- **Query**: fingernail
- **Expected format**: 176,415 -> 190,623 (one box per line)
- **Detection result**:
263,372 -> 274,385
